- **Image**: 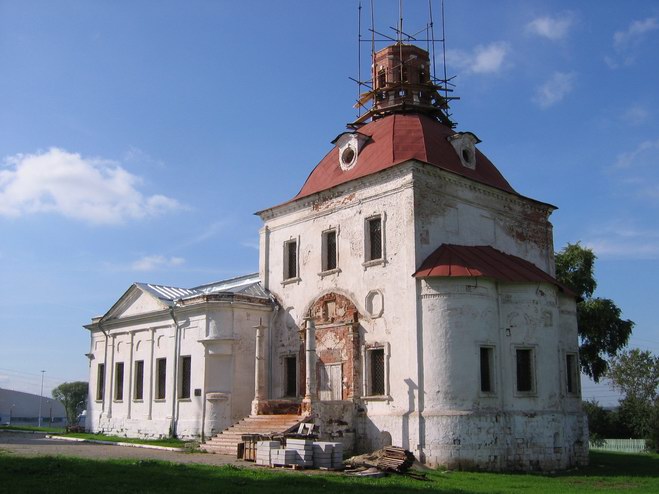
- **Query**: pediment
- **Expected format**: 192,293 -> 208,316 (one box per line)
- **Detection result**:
104,285 -> 169,321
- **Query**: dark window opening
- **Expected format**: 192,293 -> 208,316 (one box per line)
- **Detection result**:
377,69 -> 386,88
156,358 -> 167,400
114,362 -> 124,401
566,354 -> 577,394
179,356 -> 191,399
367,217 -> 382,261
134,360 -> 144,400
96,363 -> 105,401
516,349 -> 533,392
284,356 -> 297,397
480,347 -> 493,393
370,348 -> 385,396
418,67 -> 427,83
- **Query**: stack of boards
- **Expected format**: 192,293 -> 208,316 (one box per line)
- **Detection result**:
256,439 -> 343,469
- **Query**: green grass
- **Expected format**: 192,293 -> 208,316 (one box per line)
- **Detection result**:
51,432 -> 189,449
0,451 -> 656,493
0,425 -> 65,434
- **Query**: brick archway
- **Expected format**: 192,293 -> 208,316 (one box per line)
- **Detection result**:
305,292 -> 361,401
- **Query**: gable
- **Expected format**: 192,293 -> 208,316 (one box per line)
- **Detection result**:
105,285 -> 169,321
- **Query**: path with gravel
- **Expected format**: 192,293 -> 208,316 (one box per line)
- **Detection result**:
0,431 -> 241,467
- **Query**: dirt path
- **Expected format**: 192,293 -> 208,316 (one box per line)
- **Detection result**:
0,431 -> 241,467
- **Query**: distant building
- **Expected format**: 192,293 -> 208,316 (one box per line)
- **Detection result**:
85,41 -> 588,471
0,388 -> 66,426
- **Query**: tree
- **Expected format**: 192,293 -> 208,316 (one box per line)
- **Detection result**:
52,381 -> 88,425
607,349 -> 659,449
555,243 -> 633,381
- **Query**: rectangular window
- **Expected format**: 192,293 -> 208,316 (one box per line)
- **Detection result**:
480,347 -> 494,393
114,362 -> 124,401
179,356 -> 191,399
369,348 -> 385,396
284,356 -> 297,397
156,358 -> 167,400
366,216 -> 383,261
96,363 -> 105,401
566,354 -> 578,394
322,230 -> 337,271
134,360 -> 144,400
284,240 -> 297,280
516,349 -> 534,393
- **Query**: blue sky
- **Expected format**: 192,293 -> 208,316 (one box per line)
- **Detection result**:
1,1 -> 657,406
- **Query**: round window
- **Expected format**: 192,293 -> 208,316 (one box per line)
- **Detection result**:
462,148 -> 472,164
341,146 -> 356,168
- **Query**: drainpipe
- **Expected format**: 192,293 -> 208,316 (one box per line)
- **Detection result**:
169,302 -> 181,438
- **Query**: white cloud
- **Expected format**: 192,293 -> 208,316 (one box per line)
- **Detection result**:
131,255 -> 185,272
622,105 -> 651,126
533,72 -> 575,108
586,228 -> 659,260
614,17 -> 658,49
526,13 -> 575,41
447,41 -> 510,75
607,17 -> 658,68
613,139 -> 659,169
0,148 -> 182,224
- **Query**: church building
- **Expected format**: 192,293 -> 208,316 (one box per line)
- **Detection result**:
84,40 -> 588,471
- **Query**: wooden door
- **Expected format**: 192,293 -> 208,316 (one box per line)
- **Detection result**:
318,363 -> 342,400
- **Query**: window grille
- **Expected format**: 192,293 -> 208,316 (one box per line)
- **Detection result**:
370,348 -> 385,396
368,217 -> 382,261
323,230 -> 337,271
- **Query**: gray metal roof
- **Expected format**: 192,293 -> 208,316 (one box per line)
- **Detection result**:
135,273 -> 268,305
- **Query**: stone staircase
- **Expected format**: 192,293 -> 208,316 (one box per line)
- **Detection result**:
202,414 -> 305,456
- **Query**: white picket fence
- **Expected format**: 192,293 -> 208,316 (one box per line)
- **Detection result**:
589,438 -> 647,453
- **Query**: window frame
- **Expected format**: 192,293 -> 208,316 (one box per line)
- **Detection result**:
114,362 -> 124,402
282,237 -> 300,283
179,356 -> 192,400
514,347 -> 536,396
320,228 -> 339,275
96,363 -> 105,402
133,360 -> 144,401
479,346 -> 496,394
155,358 -> 167,401
363,343 -> 390,399
363,214 -> 386,267
565,353 -> 579,395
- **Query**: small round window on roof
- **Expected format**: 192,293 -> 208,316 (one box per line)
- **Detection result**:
462,148 -> 472,165
340,146 -> 356,169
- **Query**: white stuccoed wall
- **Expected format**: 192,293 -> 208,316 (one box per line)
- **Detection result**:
87,294 -> 272,440
259,159 -> 587,470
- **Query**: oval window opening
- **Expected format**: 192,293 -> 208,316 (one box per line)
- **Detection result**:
462,149 -> 472,164
341,147 -> 356,167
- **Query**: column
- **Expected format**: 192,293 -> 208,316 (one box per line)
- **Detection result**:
301,317 -> 316,416
251,318 -> 267,415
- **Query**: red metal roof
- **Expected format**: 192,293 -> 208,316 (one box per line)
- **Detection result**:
293,113 -> 517,201
414,244 -> 573,295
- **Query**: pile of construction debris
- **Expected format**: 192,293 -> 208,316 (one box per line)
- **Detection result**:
344,446 -> 427,479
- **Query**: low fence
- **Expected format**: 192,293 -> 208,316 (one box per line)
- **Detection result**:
589,438 -> 647,453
